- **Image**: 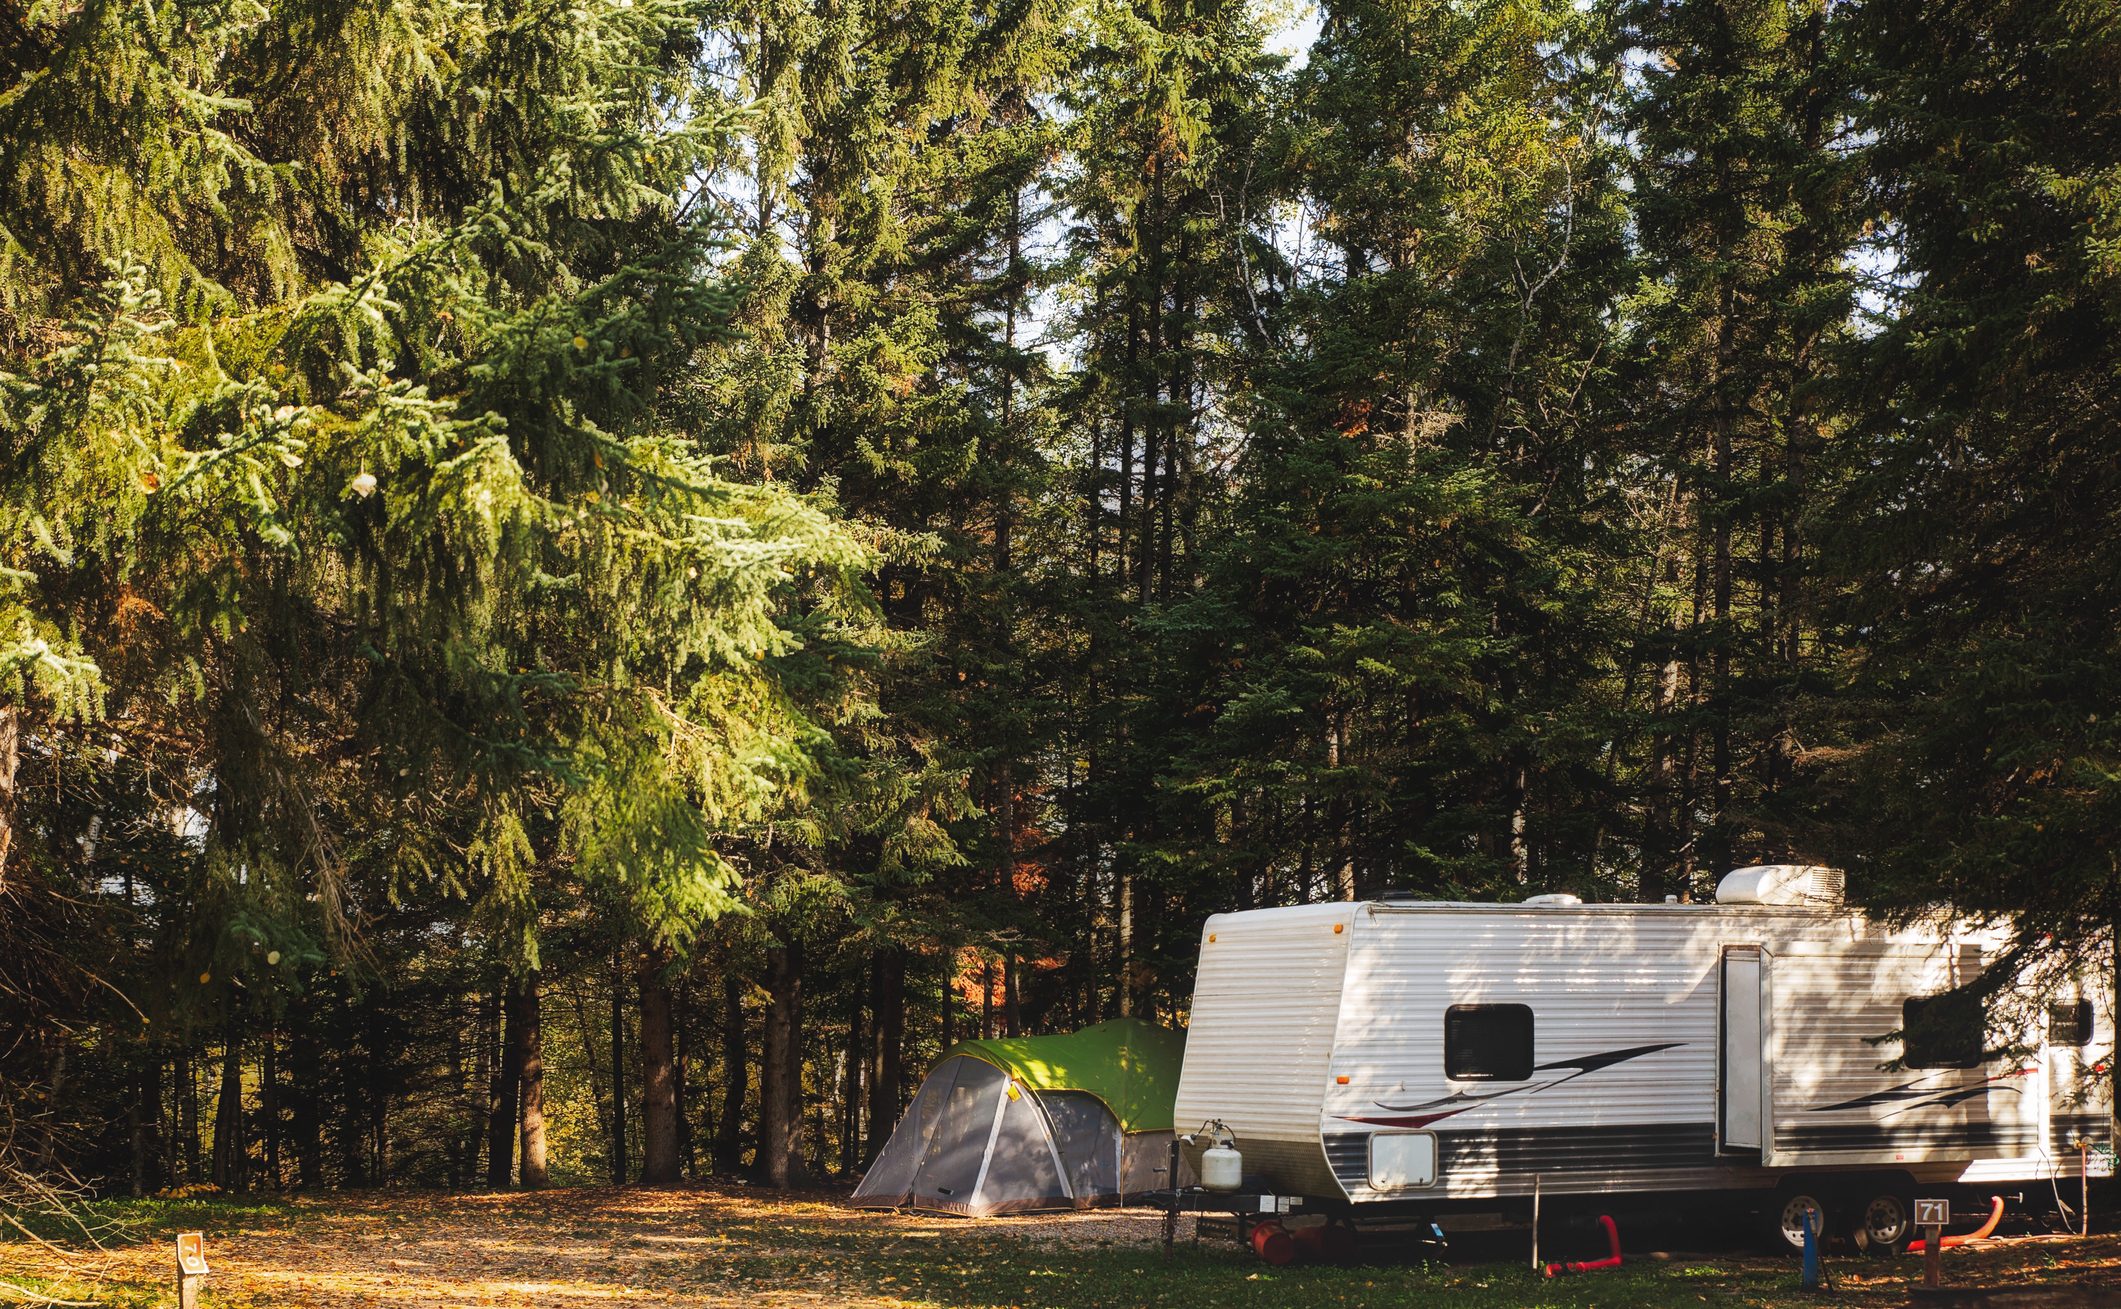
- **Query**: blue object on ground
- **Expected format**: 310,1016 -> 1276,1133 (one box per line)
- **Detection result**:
1800,1206 -> 1822,1292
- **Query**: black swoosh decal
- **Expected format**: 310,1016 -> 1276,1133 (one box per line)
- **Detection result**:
1808,1067 -> 2037,1115
1345,1042 -> 1686,1127
1537,1043 -> 1685,1074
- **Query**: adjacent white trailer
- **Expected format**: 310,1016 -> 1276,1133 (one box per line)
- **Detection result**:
1173,867 -> 2115,1250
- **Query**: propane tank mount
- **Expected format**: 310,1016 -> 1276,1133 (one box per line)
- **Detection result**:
1193,1120 -> 1243,1193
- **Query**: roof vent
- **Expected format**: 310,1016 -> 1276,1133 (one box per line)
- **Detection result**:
1715,865 -> 1846,907
1521,893 -> 1584,907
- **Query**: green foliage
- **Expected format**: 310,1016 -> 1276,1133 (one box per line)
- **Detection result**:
7,0 -> 2119,1199
1815,0 -> 2121,959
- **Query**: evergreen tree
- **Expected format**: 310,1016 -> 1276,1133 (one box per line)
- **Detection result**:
1152,0 -> 1627,922
1613,0 -> 1859,896
1818,0 -> 2121,979
1050,0 -> 1281,1020
691,0 -> 1070,1183
1,0 -> 867,1187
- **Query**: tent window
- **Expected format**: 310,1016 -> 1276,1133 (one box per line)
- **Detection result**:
2051,998 -> 2094,1048
1445,1004 -> 1533,1081
1902,993 -> 1984,1069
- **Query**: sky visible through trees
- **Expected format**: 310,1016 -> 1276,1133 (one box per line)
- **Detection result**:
3,0 -> 2119,1196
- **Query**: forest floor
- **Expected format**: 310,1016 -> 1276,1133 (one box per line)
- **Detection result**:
6,1185 -> 2121,1308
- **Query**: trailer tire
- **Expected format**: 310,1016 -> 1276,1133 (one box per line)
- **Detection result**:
1849,1187 -> 1913,1257
1765,1188 -> 1832,1255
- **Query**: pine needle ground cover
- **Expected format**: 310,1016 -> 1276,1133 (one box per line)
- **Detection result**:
7,1188 -> 2121,1308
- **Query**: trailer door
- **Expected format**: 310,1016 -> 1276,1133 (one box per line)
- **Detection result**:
1719,946 -> 1767,1154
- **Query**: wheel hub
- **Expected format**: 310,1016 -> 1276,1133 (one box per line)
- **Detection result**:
1863,1194 -> 1909,1245
1779,1194 -> 1825,1250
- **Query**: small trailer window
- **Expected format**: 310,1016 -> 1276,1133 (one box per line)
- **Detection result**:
1368,1131 -> 1437,1190
1445,1003 -> 1534,1081
2051,998 -> 2095,1048
1902,993 -> 1984,1069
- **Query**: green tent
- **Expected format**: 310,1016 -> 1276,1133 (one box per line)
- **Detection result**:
945,1018 -> 1187,1133
851,1018 -> 1188,1215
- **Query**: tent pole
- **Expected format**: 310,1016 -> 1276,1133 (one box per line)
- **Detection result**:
966,1076 -> 1012,1212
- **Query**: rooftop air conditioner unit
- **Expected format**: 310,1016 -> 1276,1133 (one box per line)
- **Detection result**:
1714,864 -> 1846,907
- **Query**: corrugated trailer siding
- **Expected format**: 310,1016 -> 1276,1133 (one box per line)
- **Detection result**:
1173,902 -> 1355,1197
1178,900 -> 2112,1205
1325,908 -> 1726,1200
1766,939 -> 2030,1168
1317,905 -> 2097,1201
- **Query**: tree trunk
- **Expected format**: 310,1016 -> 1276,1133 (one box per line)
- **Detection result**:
288,1018 -> 321,1188
842,975 -> 864,1175
940,955 -> 956,1050
208,1013 -> 244,1192
1002,950 -> 1021,1038
1708,291 -> 1737,878
487,983 -> 521,1188
610,946 -> 628,1184
639,945 -> 682,1184
177,1049 -> 199,1184
1117,872 -> 1134,1017
517,973 -> 547,1188
132,1052 -> 163,1195
468,991 -> 494,1184
675,977 -> 696,1177
35,1040 -> 66,1175
714,966 -> 748,1175
759,939 -> 807,1188
367,1002 -> 390,1184
261,1025 -> 280,1188
864,947 -> 904,1165
0,705 -> 17,891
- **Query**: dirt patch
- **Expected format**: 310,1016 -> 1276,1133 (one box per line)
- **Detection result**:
0,1186 -> 1200,1308
9,1187 -> 2121,1308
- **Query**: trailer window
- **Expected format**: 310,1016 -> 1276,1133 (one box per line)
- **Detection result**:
1368,1132 -> 1437,1189
2051,999 -> 2094,1048
1445,1004 -> 1534,1081
1902,993 -> 1984,1069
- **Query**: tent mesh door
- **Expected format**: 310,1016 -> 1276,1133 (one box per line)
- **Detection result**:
1038,1090 -> 1120,1205
972,1085 -> 1074,1213
850,1055 -> 963,1205
909,1056 -> 1008,1211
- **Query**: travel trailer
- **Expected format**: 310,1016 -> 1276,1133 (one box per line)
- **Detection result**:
1173,866 -> 2115,1251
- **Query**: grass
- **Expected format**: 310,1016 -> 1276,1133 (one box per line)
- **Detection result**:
5,1187 -> 2120,1307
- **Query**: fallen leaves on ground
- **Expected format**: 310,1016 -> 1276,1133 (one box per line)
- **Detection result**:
5,1186 -> 2121,1308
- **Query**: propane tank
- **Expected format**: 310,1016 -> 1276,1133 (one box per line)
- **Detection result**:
1200,1123 -> 1243,1193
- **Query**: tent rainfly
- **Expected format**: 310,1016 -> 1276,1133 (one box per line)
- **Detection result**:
850,1018 -> 1187,1216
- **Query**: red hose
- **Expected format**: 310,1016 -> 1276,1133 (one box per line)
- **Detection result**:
1907,1194 -> 2005,1254
1545,1214 -> 1622,1277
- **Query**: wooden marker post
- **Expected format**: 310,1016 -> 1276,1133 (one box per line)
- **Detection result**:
1914,1198 -> 1948,1290
2083,1140 -> 2092,1237
175,1232 -> 208,1309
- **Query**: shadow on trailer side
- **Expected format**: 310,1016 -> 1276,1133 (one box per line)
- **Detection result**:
1171,866 -> 2118,1260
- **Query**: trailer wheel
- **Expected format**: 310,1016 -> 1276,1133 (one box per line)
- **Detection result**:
1766,1189 -> 1831,1255
1850,1189 -> 1912,1256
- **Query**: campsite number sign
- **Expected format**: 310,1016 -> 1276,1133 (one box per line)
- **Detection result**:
175,1233 -> 208,1309
1915,1199 -> 1949,1289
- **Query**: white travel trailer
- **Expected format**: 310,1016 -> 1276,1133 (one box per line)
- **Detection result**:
1173,867 -> 2115,1251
